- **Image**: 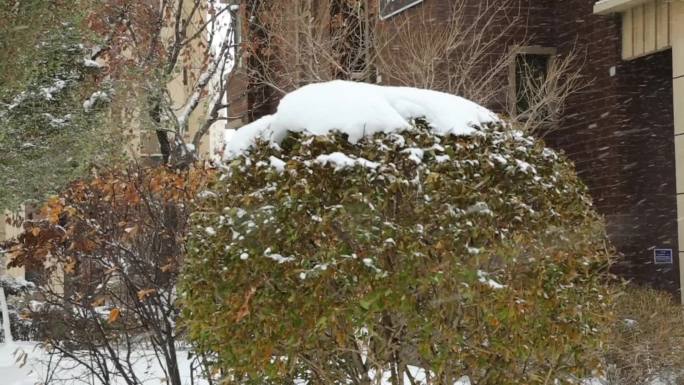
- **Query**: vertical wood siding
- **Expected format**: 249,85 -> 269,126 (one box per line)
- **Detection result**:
621,0 -> 671,60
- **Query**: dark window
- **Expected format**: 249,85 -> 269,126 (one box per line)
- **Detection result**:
515,54 -> 550,114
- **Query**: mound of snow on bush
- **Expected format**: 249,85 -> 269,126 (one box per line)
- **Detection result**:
224,80 -> 498,159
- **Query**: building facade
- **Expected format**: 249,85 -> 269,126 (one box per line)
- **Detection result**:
0,211 -> 25,280
227,0 -> 684,298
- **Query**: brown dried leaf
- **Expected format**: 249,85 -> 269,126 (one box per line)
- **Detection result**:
108,308 -> 121,324
160,263 -> 175,273
235,286 -> 257,322
91,297 -> 105,307
64,257 -> 77,274
137,288 -> 157,301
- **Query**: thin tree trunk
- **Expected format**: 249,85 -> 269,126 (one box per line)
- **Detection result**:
149,98 -> 171,164
165,328 -> 182,385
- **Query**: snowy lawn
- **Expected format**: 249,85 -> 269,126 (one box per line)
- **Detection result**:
0,342 -> 207,385
0,342 -> 36,385
0,341 -> 474,385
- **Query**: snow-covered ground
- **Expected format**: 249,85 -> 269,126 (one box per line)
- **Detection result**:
1,341 -> 671,385
0,342 -> 36,385
0,340 -> 476,385
0,342 -> 207,385
0,341 -> 474,385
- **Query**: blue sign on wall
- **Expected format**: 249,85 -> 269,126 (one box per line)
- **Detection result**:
379,0 -> 424,20
654,249 -> 673,264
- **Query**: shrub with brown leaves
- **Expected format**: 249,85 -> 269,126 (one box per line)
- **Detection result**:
5,165 -> 215,385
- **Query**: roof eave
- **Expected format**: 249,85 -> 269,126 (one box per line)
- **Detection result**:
593,0 -> 652,14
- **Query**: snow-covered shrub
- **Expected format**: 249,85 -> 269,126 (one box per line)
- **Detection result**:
0,308 -> 36,342
181,82 -> 613,384
0,276 -> 34,297
0,277 -> 36,342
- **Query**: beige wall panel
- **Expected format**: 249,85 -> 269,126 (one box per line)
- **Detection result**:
679,253 -> 684,303
620,1 -> 673,61
0,211 -> 25,280
670,1 -> 684,303
623,9 -> 634,59
678,194 -> 684,248
633,5 -> 645,56
644,1 -> 657,52
1,211 -> 23,240
675,77 -> 684,135
678,200 -> 684,303
673,2 -> 684,77
656,0 -> 670,50
676,134 -> 684,192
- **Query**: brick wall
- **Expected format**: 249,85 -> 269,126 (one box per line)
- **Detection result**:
546,0 -> 678,292
614,50 -> 677,291
227,69 -> 250,122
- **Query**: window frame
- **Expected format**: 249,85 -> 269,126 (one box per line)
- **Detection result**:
508,46 -> 557,117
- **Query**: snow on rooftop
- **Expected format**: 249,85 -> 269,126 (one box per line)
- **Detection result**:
224,80 -> 498,159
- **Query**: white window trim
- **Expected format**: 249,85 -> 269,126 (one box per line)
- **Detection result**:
378,0 -> 424,20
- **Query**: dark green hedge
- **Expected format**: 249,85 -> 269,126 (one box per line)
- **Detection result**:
181,121 -> 613,385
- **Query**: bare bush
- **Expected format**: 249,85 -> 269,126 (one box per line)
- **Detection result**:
375,0 -> 520,107
603,285 -> 684,385
244,0 -> 376,95
5,166 -> 216,385
506,45 -> 588,137
239,0 -> 587,137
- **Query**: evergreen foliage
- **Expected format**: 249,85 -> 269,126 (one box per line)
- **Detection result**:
181,121 -> 614,384
0,1 -> 123,210
0,0 -> 89,89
